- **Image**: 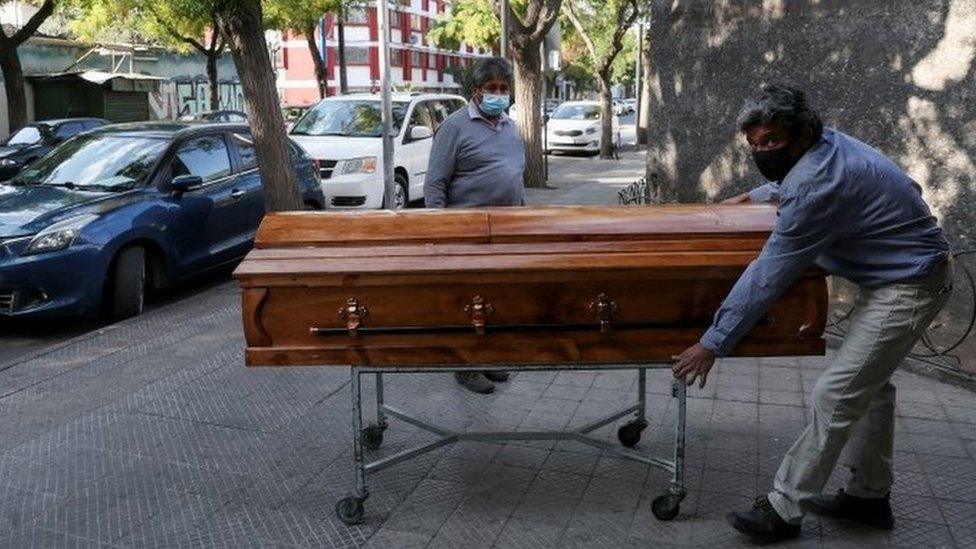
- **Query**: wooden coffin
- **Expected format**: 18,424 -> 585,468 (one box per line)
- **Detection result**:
234,205 -> 827,367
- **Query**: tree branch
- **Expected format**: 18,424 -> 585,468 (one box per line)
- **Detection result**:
148,5 -> 208,54
601,0 -> 639,72
529,0 -> 561,43
10,0 -> 55,46
563,0 -> 599,63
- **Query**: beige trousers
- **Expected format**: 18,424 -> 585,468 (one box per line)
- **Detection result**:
768,260 -> 953,523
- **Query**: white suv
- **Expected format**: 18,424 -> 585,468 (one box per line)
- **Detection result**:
289,93 -> 467,209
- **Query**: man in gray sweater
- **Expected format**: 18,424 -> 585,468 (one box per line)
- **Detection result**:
425,56 -> 526,393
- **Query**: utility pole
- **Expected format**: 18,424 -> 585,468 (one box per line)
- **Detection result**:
635,22 -> 643,124
378,0 -> 396,209
500,0 -> 509,59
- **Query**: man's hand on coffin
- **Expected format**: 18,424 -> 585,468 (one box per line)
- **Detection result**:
671,343 -> 716,388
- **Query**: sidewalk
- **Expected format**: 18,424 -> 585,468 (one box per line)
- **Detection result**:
1,153 -> 974,548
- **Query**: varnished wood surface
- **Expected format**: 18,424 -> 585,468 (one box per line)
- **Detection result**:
236,205 -> 828,367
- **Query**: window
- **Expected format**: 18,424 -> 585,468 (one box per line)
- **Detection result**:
410,14 -> 423,30
428,100 -> 460,126
54,122 -> 84,140
390,10 -> 400,28
224,112 -> 247,123
6,125 -> 44,146
172,135 -> 231,182
344,47 -> 370,65
344,8 -> 368,24
290,100 -> 410,137
390,49 -> 403,67
428,52 -> 437,69
13,135 -> 167,190
410,50 -> 422,66
232,133 -> 257,171
408,103 -> 436,134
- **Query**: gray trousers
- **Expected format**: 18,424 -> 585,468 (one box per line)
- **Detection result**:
768,260 -> 953,523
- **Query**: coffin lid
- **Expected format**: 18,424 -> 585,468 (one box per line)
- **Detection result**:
254,205 -> 777,248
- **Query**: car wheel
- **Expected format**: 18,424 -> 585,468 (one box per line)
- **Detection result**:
392,174 -> 408,210
109,246 -> 146,321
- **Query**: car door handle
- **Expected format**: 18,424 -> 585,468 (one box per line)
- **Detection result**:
229,188 -> 246,200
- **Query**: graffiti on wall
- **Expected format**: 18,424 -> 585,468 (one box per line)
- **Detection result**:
149,80 -> 244,119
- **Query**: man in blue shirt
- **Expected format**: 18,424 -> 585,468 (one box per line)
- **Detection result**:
671,84 -> 952,544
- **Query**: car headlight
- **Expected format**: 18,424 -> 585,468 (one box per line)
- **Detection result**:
585,126 -> 598,134
0,158 -> 19,167
24,214 -> 99,255
336,156 -> 377,176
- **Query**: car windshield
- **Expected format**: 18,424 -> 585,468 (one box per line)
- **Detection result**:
550,104 -> 600,120
6,125 -> 46,146
11,134 -> 169,191
290,100 -> 409,137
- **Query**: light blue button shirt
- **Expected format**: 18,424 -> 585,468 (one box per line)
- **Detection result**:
700,128 -> 950,356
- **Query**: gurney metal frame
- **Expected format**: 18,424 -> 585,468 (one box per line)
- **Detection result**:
333,363 -> 688,525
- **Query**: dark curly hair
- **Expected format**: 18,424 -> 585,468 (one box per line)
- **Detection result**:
736,84 -> 823,141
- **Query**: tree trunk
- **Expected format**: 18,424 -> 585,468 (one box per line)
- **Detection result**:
511,41 -> 546,188
205,51 -> 220,110
337,18 -> 348,94
304,25 -> 328,98
215,1 -> 302,213
597,71 -> 614,159
0,45 -> 28,134
637,25 -> 651,145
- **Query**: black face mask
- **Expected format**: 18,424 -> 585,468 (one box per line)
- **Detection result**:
752,146 -> 800,182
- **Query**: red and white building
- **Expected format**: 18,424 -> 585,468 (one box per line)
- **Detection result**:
273,0 -> 493,106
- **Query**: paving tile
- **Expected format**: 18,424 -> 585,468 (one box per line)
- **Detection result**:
891,494 -> 948,524
512,493 -> 577,526
950,525 -> 976,547
541,450 -> 598,476
360,528 -> 431,549
928,474 -> 976,503
426,510 -> 506,548
492,517 -> 565,548
917,453 -> 976,479
528,470 -> 590,500
884,518 -> 955,548
910,434 -> 970,457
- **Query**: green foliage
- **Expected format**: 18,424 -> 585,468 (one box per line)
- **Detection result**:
264,0 -> 341,33
427,0 -> 497,50
71,0 -> 217,52
562,0 -> 638,80
427,0 -> 542,50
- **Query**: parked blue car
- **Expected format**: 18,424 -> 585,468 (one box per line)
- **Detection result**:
0,122 -> 324,319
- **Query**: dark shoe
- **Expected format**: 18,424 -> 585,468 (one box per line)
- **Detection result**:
728,496 -> 801,544
455,372 -> 495,394
807,489 -> 894,530
483,371 -> 510,382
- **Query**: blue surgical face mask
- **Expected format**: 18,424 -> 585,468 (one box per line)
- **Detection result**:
479,93 -> 510,116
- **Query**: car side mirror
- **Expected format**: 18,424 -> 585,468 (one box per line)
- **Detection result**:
170,174 -> 202,197
409,126 -> 433,141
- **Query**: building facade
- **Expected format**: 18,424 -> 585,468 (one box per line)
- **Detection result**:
274,0 -> 492,106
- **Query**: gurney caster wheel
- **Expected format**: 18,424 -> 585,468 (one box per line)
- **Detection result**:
361,424 -> 385,450
335,496 -> 366,525
617,418 -> 649,448
651,494 -> 681,521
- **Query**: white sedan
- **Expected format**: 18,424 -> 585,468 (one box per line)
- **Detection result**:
545,101 -> 620,155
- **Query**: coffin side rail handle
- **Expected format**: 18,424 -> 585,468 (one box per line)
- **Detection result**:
589,293 -> 618,333
464,295 -> 494,336
334,298 -> 369,338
